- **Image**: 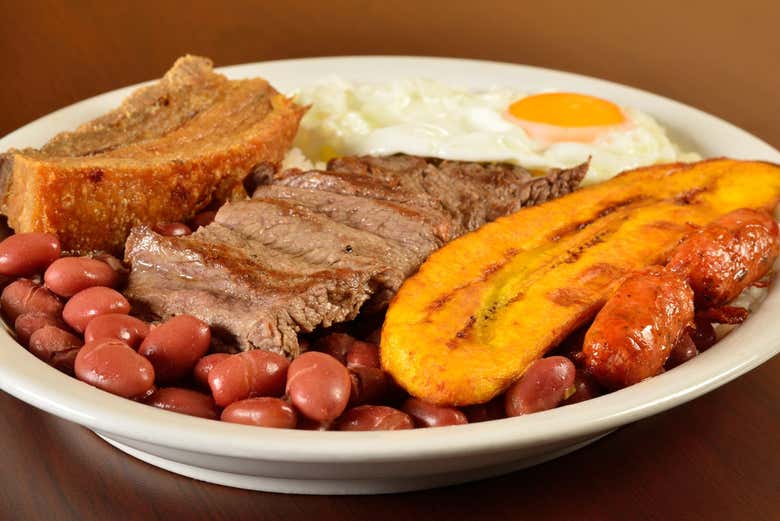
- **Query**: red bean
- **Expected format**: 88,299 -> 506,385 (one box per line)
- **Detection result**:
84,313 -> 149,349
208,350 -> 289,407
348,366 -> 390,405
314,332 -> 354,364
0,233 -> 60,276
138,315 -> 211,384
690,319 -> 717,352
666,333 -> 699,369
462,398 -> 506,423
286,352 -> 351,422
346,340 -> 380,368
14,312 -> 64,346
505,356 -> 576,417
44,257 -> 119,297
1,279 -> 62,323
335,405 -> 414,431
74,339 -> 155,398
193,353 -> 231,389
191,211 -> 217,230
28,326 -> 82,375
562,370 -> 603,405
62,286 -> 130,333
154,222 -> 192,237
144,387 -> 219,420
221,397 -> 297,428
402,397 -> 468,428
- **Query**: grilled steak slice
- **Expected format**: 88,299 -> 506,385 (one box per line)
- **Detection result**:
125,225 -> 384,357
214,198 -> 413,302
326,156 -> 589,231
0,55 -> 304,254
251,185 -> 449,255
126,155 -> 588,356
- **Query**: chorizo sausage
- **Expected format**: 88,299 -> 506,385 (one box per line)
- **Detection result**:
666,208 -> 778,308
583,266 -> 694,390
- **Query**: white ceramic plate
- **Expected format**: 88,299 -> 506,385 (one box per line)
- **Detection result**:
0,57 -> 778,495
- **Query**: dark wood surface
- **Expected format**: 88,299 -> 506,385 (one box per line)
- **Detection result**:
1,2 -> 779,520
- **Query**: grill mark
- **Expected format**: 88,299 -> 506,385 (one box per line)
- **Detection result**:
448,315 -> 476,348
548,287 -> 591,307
675,186 -> 711,205
425,248 -> 519,314
549,196 -> 645,241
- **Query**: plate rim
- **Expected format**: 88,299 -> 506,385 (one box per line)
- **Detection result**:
0,55 -> 778,464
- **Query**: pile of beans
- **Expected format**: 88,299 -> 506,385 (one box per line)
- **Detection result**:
0,230 -> 605,431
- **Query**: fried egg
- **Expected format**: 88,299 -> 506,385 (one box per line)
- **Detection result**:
292,78 -> 699,184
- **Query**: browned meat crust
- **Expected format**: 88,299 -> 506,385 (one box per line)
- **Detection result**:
0,55 -> 305,254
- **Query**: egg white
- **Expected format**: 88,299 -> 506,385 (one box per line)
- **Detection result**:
292,77 -> 699,184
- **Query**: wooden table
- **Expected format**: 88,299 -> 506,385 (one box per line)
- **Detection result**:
1,2 -> 778,519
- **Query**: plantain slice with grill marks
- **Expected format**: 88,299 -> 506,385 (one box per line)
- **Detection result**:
380,158 -> 780,406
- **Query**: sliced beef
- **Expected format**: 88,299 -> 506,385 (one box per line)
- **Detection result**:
251,185 -> 448,257
126,154 -> 588,356
214,198 -> 414,306
125,225 -> 384,357
326,156 -> 589,231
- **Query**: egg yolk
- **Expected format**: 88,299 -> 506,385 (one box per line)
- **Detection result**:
507,92 -> 628,144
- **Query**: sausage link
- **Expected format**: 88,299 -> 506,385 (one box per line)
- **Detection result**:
667,208 -> 779,308
583,266 -> 694,390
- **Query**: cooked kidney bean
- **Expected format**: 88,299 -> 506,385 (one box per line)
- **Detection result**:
74,338 -> 155,398
209,350 -> 289,407
144,387 -> 219,420
348,366 -> 390,405
346,340 -> 380,368
562,370 -> 603,405
14,312 -> 64,346
154,222 -> 192,237
1,279 -> 62,322
221,397 -> 297,428
84,313 -> 149,349
44,257 -> 119,297
0,233 -> 60,276
336,405 -> 414,431
402,397 -> 468,427
190,211 -> 217,230
666,333 -> 699,369
462,398 -> 506,423
28,326 -> 82,374
62,286 -> 130,333
314,332 -> 354,364
287,352 -> 351,422
505,356 -> 576,417
193,353 -> 231,389
138,315 -> 211,384
690,319 -> 717,352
